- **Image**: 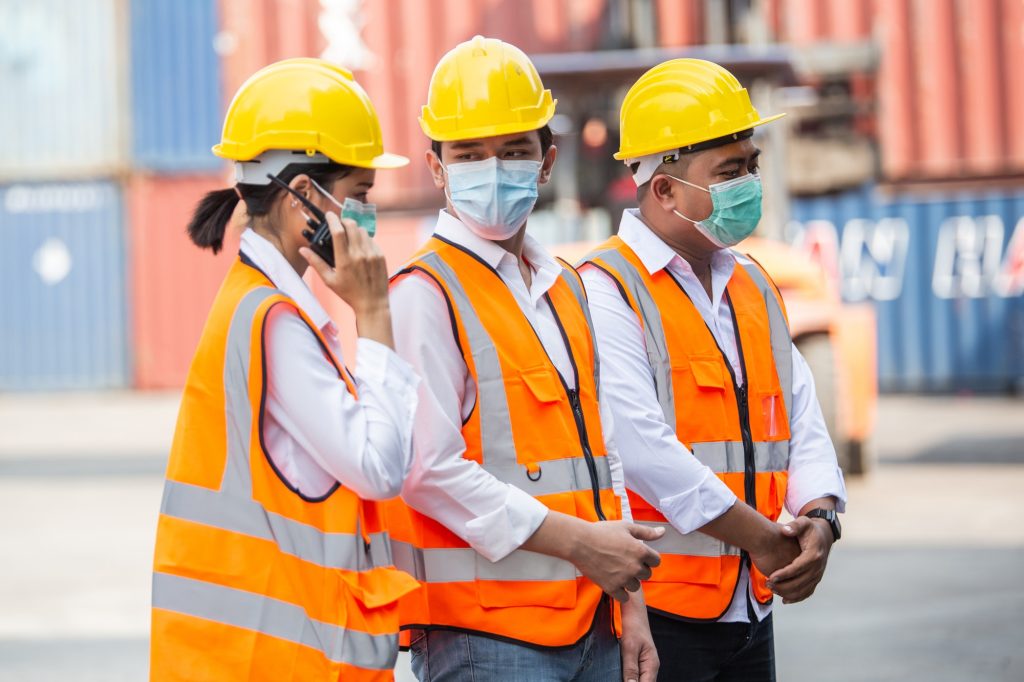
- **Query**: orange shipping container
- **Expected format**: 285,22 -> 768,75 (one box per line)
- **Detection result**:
127,174 -> 238,389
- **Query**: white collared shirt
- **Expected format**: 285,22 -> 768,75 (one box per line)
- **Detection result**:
580,209 -> 847,622
389,210 -> 632,563
239,228 -> 418,500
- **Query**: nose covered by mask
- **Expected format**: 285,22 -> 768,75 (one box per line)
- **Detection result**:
443,157 -> 542,241
309,178 -> 377,237
667,173 -> 763,248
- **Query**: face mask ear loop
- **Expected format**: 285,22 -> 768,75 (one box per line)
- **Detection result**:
662,173 -> 709,226
309,177 -> 343,212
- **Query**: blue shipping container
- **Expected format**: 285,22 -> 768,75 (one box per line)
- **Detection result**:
130,0 -> 224,171
789,186 -> 1024,393
0,182 -> 129,390
0,0 -> 127,179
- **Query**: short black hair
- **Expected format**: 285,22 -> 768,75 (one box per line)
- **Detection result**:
430,124 -> 554,158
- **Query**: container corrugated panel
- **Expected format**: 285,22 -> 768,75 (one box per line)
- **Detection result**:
217,0 -> 325,108
0,181 -> 128,390
127,174 -> 238,388
0,1 -> 127,180
790,185 -> 1024,392
130,0 -> 224,171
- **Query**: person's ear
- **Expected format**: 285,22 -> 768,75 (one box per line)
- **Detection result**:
425,149 -> 445,190
539,145 -> 558,184
649,174 -> 678,213
289,174 -> 312,201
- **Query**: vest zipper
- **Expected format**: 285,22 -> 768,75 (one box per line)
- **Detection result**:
568,387 -> 607,521
665,275 -> 759,589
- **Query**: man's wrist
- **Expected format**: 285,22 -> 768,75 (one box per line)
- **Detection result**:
807,517 -> 835,544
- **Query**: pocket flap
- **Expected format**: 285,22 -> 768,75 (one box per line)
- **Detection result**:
519,367 -> 563,404
340,566 -> 420,610
690,358 -> 726,390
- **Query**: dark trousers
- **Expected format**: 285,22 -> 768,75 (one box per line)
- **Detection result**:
648,610 -> 776,682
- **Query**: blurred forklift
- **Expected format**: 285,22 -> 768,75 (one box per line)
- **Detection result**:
528,0 -> 878,475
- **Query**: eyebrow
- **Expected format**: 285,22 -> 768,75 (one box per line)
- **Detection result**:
714,149 -> 761,170
501,136 -> 535,148
448,141 -> 484,150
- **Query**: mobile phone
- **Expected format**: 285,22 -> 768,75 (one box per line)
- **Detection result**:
266,173 -> 335,267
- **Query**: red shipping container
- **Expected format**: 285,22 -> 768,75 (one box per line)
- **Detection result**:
656,0 -> 703,47
912,0 -> 962,176
1004,0 -> 1024,170
877,0 -> 918,179
957,0 -> 1005,174
127,174 -> 239,389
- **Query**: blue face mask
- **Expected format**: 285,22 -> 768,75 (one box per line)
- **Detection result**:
667,173 -> 763,248
443,157 -> 542,240
310,178 -> 377,237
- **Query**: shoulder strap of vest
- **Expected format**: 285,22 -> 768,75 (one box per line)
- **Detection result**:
738,255 -> 793,419
581,245 -> 677,429
554,257 -> 600,390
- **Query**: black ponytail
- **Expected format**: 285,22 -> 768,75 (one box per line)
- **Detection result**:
187,188 -> 240,254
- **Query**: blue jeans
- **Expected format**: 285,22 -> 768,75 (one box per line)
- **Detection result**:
409,601 -> 621,681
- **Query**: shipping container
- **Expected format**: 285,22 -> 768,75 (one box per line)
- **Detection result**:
789,185 -> 1024,392
0,0 -> 128,180
126,174 -> 238,389
0,181 -> 128,390
130,0 -> 224,171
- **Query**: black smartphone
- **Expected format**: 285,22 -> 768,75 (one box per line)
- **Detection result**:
266,173 -> 335,267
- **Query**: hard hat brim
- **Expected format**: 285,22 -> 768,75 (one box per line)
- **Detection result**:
614,112 -> 786,160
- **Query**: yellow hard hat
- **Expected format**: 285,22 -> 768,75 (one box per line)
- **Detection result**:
213,57 -> 408,170
420,36 -> 556,142
615,58 -> 785,160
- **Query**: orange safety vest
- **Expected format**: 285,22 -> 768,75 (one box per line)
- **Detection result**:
151,254 -> 417,681
385,236 -> 622,647
582,236 -> 793,621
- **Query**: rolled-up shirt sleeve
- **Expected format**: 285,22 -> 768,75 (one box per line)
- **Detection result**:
581,266 -> 737,533
263,305 -> 418,500
390,274 -> 549,563
784,345 -> 848,516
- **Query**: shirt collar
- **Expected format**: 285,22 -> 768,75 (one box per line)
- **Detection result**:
239,228 -> 332,331
432,209 -> 563,286
616,208 -> 737,278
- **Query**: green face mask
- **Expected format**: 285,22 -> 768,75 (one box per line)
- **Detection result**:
667,173 -> 763,248
310,178 -> 377,237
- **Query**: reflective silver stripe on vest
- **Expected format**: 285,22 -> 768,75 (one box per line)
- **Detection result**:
418,251 -> 609,496
153,572 -> 398,670
409,251 -> 611,586
635,522 -> 742,558
557,268 -> 600,389
586,249 -> 677,430
161,479 -> 393,571
692,441 -> 790,474
391,541 -> 582,583
586,249 -> 793,462
741,262 -> 794,417
156,287 -> 394,668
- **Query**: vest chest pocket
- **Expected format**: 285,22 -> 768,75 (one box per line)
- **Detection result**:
673,356 -> 731,441
519,366 -> 563,403
514,367 -> 577,465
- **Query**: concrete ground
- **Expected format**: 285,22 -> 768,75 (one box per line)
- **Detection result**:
0,393 -> 1021,681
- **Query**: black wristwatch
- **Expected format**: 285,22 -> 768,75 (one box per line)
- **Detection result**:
804,509 -> 841,541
